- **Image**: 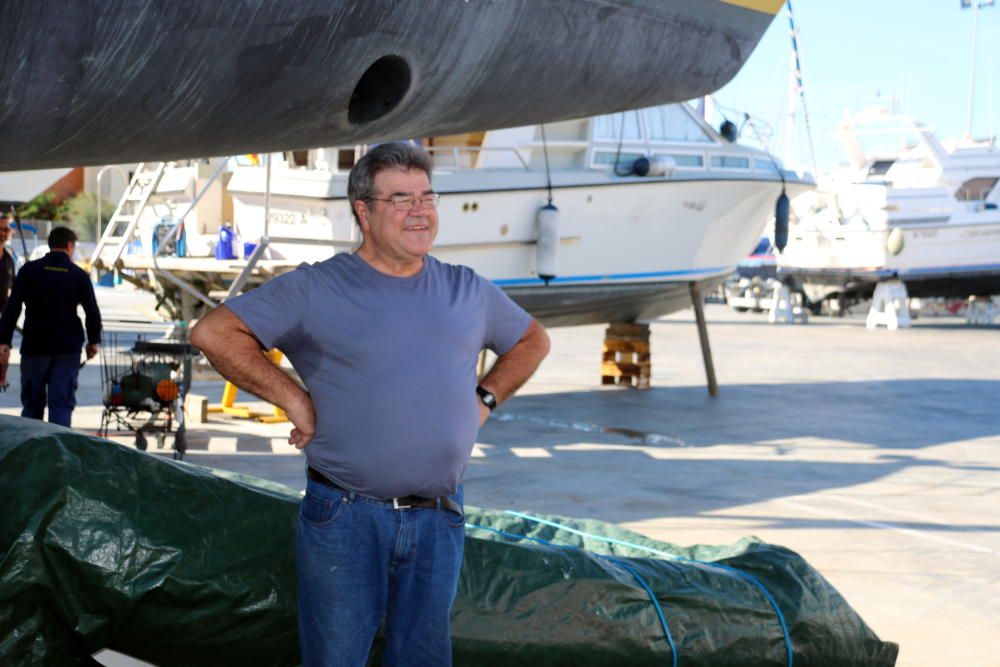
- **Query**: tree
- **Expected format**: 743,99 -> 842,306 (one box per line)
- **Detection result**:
60,192 -> 114,243
16,191 -> 65,223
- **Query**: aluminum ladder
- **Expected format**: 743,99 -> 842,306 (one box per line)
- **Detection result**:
90,162 -> 166,272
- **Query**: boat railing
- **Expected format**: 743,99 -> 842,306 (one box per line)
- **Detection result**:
424,146 -> 530,172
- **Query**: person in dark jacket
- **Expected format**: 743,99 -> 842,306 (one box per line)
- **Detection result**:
0,226 -> 102,426
0,213 -> 14,314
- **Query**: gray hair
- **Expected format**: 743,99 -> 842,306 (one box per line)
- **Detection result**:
347,142 -> 433,225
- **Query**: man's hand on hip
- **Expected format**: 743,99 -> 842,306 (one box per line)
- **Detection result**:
286,393 -> 317,449
191,305 -> 317,449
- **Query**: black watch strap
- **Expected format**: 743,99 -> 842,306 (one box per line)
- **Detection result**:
476,385 -> 498,411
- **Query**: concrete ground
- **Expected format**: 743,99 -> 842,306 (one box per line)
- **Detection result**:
2,286 -> 998,667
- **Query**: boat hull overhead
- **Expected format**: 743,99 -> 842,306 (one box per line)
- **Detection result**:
0,0 -> 782,170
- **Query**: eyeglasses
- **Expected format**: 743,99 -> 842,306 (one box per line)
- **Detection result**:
367,193 -> 441,211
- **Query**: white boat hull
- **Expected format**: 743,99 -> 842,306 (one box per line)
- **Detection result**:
227,176 -> 803,325
777,110 -> 1000,304
780,216 -> 1000,301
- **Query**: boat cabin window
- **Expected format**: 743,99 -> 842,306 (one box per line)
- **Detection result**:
754,158 -> 779,174
710,155 -> 750,169
593,111 -> 642,141
656,152 -> 704,168
644,106 -> 713,143
592,150 -> 643,171
954,177 -> 998,201
867,160 -> 895,177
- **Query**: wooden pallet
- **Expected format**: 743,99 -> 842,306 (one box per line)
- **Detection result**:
601,323 -> 651,389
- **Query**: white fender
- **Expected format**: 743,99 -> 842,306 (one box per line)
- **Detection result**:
536,204 -> 559,284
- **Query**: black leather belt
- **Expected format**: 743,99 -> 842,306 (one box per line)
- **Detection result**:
307,467 -> 441,510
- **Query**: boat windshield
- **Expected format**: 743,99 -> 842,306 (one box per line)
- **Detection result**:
867,160 -> 895,177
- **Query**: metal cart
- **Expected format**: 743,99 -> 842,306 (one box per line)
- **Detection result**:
98,329 -> 194,460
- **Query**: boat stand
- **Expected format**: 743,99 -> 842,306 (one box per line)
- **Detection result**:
688,283 -> 719,397
599,285 -> 719,396
601,323 -> 652,389
966,296 -> 1000,325
768,282 -> 809,324
866,280 -> 912,329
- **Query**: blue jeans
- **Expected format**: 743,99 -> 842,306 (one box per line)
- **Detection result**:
297,477 -> 465,667
20,353 -> 80,427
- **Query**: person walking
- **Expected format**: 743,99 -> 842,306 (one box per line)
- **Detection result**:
0,213 -> 13,391
191,142 -> 550,666
0,213 -> 15,314
0,226 -> 102,426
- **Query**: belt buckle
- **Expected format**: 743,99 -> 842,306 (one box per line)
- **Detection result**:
392,497 -> 410,510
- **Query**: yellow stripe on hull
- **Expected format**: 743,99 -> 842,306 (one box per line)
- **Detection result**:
720,0 -> 785,15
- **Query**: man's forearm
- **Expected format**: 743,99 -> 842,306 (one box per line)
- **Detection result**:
191,307 -> 308,412
480,320 -> 550,404
202,337 -> 306,410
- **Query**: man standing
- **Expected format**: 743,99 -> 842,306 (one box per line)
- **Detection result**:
191,143 -> 550,666
0,213 -> 14,314
0,227 -> 102,426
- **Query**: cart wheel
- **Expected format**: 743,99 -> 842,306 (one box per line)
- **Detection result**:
155,432 -> 166,449
134,430 -> 148,451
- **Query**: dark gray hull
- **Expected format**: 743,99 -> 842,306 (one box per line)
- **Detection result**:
505,276 -> 726,327
0,0 -> 780,170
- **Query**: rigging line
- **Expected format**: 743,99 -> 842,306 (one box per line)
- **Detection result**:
539,124 -> 554,206
747,117 -> 786,190
709,96 -> 777,149
612,111 -> 634,177
786,0 -> 818,176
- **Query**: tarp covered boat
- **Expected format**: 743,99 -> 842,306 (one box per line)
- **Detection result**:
0,416 -> 898,665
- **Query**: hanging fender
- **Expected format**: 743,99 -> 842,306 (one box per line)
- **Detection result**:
535,203 -> 559,285
774,191 -> 789,253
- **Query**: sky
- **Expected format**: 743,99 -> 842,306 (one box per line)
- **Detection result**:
713,0 -> 1000,174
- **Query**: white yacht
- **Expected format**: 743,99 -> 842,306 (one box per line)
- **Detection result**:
94,102 -> 812,325
778,109 -> 1000,309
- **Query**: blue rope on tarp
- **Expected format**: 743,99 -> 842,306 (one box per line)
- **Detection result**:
466,522 -> 679,667
467,510 -> 796,667
505,510 -> 794,667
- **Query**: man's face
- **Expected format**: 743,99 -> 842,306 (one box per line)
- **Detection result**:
358,168 -> 438,263
0,218 -> 10,248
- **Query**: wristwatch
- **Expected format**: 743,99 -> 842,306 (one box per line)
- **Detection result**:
476,385 -> 498,411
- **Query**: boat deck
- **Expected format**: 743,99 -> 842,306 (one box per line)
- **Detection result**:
120,256 -> 301,275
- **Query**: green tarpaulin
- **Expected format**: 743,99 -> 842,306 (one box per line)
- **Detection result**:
0,416 -> 897,666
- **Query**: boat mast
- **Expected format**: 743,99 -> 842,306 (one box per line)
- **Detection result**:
964,0 -> 996,139
782,0 -> 818,176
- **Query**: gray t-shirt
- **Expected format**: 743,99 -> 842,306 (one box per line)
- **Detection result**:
225,253 -> 532,499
